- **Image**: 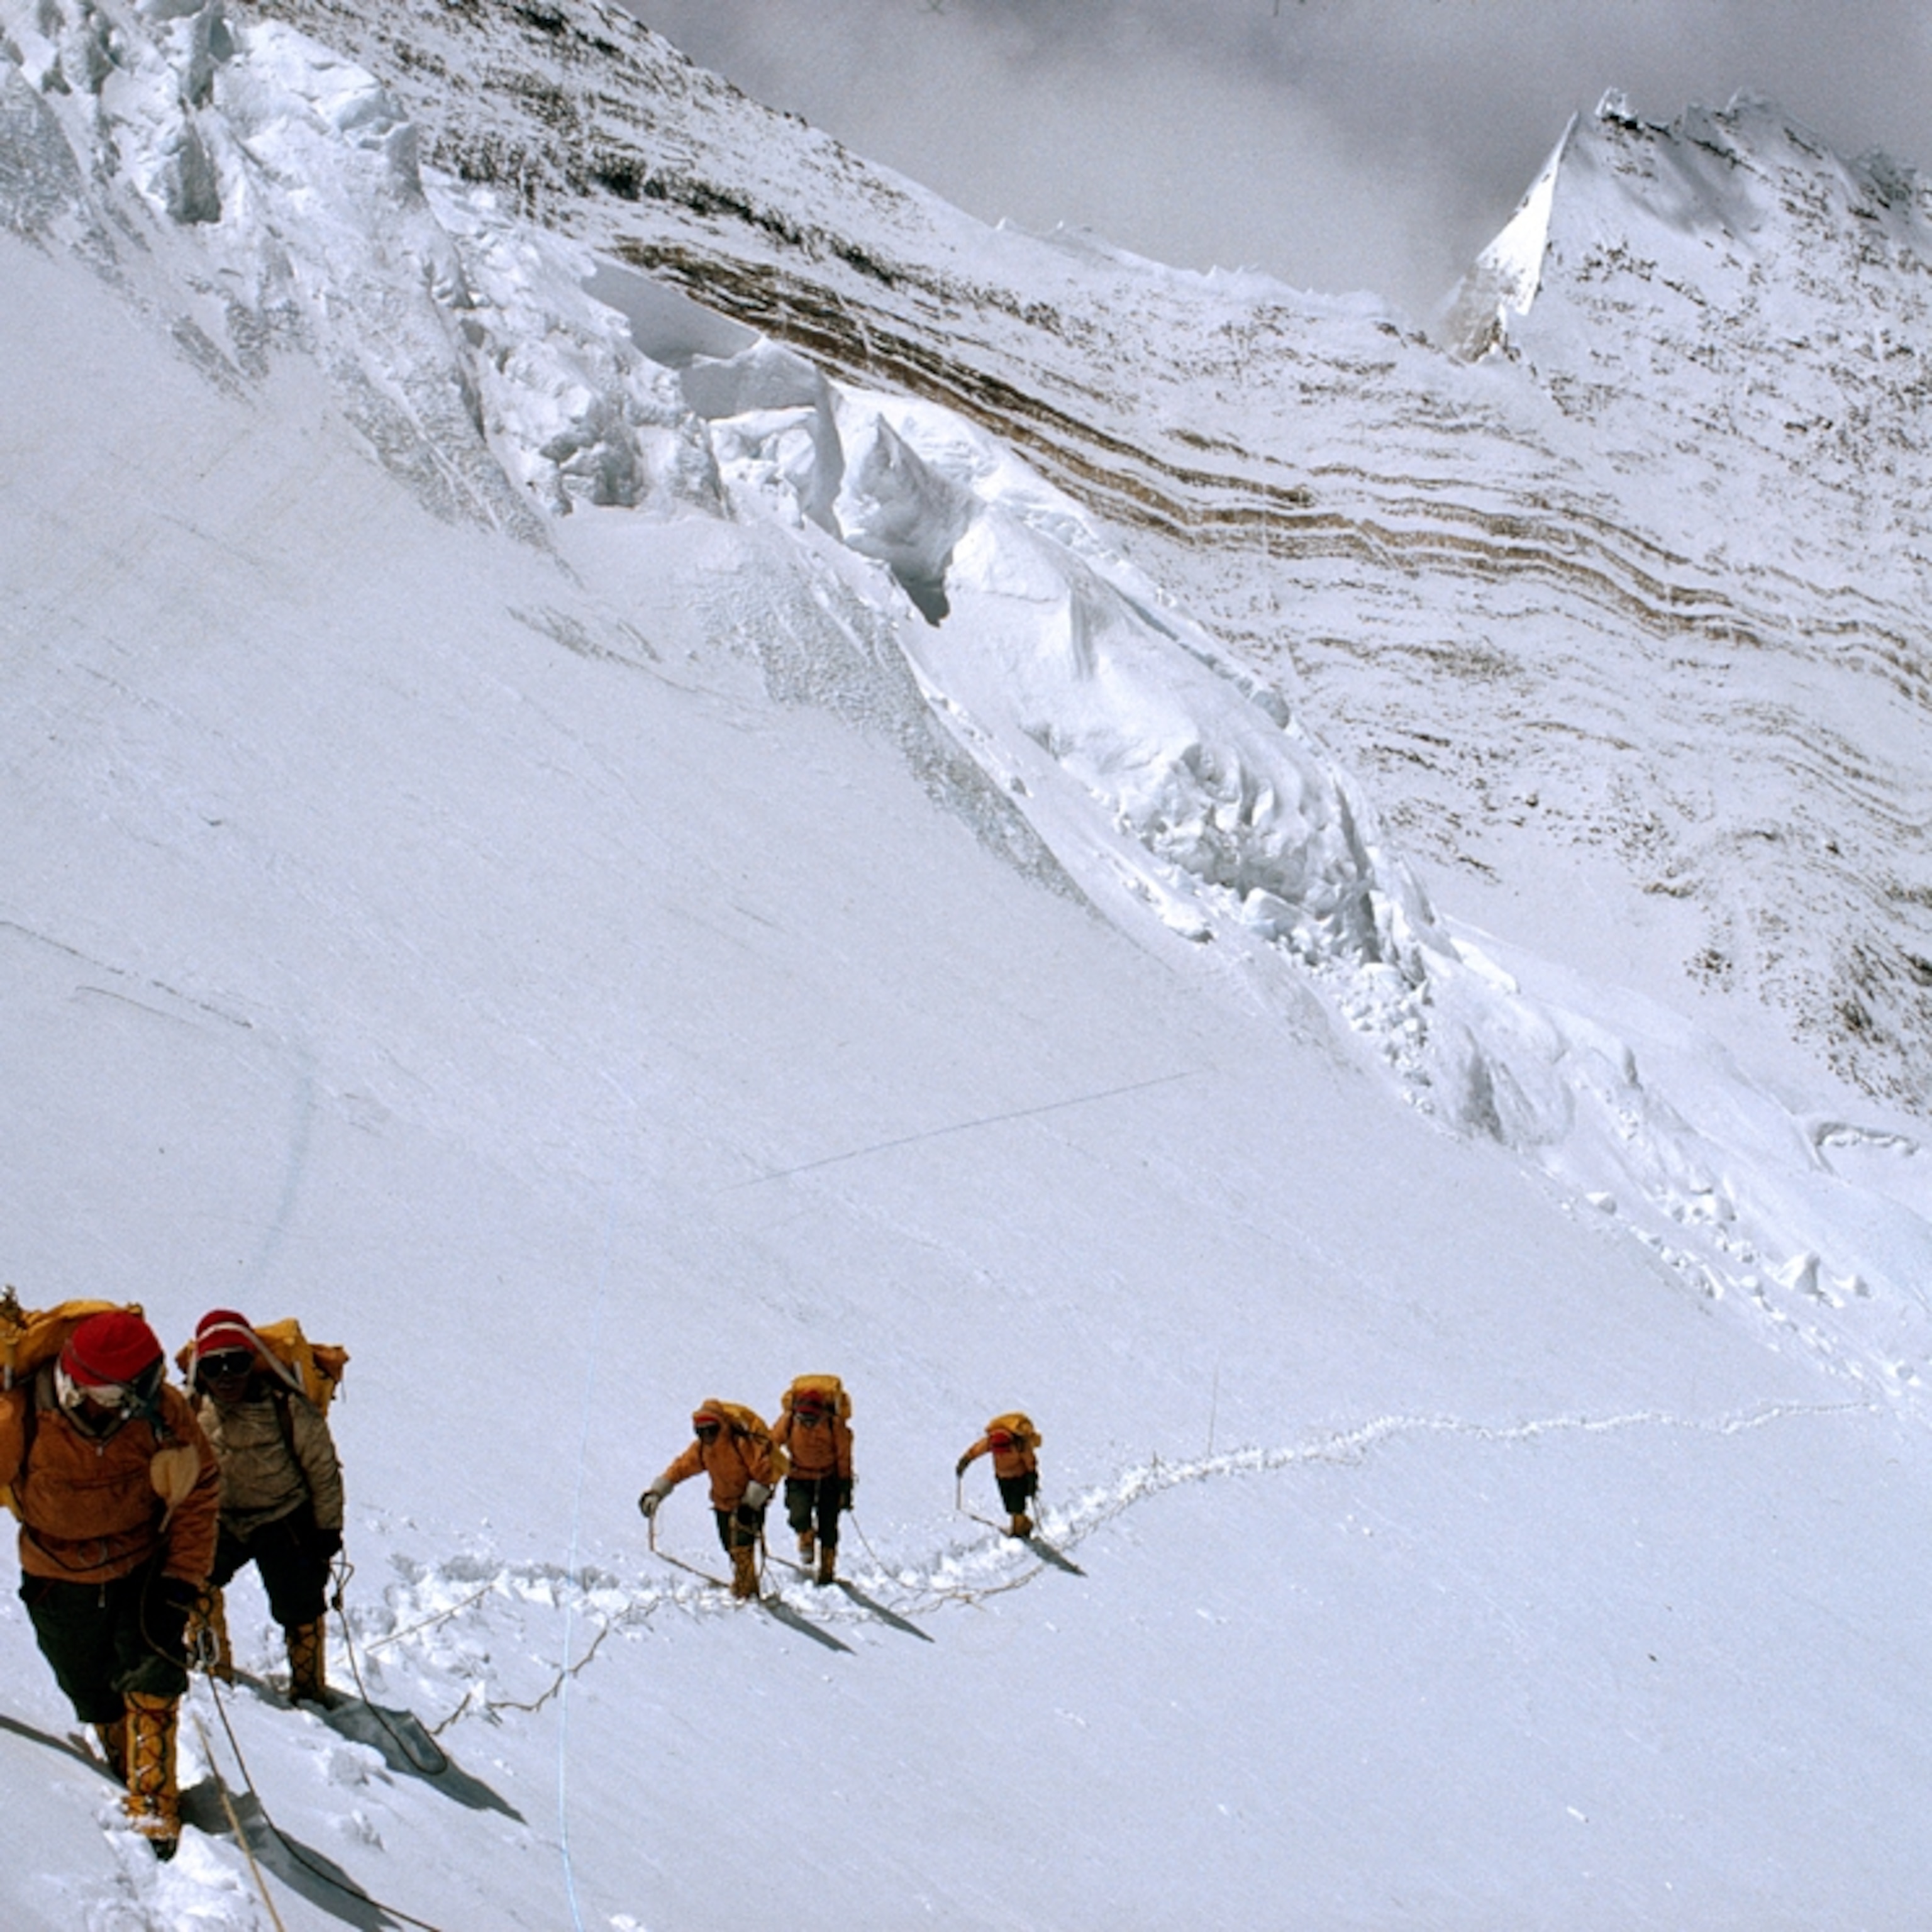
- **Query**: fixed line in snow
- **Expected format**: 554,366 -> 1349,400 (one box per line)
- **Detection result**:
726,1070 -> 1197,1188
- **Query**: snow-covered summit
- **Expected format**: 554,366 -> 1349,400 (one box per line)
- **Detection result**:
1465,86 -> 1932,579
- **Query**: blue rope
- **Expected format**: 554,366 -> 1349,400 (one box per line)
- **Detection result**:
557,1177 -> 620,1932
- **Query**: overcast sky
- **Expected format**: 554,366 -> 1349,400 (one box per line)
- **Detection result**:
623,0 -> 1932,319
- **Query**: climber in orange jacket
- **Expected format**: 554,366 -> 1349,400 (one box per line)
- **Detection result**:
772,1379 -> 853,1586
0,1309 -> 219,1859
638,1401 -> 778,1599
956,1411 -> 1041,1540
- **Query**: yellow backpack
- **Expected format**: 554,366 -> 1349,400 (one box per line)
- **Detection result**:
0,1289 -> 199,1521
781,1373 -> 851,1421
713,1401 -> 787,1481
988,1411 -> 1040,1450
252,1319 -> 350,1414
176,1316 -> 349,1413
0,1287 -> 135,1392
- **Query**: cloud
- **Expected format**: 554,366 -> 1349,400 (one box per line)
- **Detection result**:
623,0 -> 1932,316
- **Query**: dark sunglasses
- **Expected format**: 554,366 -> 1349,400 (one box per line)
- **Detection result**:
694,1421 -> 721,1441
202,1350 -> 255,1378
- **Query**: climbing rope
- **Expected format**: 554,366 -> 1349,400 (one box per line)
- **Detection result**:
201,1673 -> 452,1932
329,1555 -> 450,1777
189,1711 -> 289,1932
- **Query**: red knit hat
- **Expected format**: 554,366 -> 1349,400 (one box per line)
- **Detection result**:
195,1308 -> 260,1360
62,1310 -> 163,1389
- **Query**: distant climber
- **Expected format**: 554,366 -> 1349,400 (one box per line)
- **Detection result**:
0,1307 -> 219,1859
772,1375 -> 853,1585
956,1411 -> 1041,1539
639,1401 -> 781,1599
184,1309 -> 346,1705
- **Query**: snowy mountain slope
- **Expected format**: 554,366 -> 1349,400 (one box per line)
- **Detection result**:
21,0 -> 1913,1418
8,2 -> 1932,1926
4,0 -> 1929,1465
13,169 -> 1932,1932
221,0 -> 1932,1122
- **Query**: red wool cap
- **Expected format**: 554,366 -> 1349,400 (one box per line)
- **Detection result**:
195,1309 -> 259,1358
63,1310 -> 163,1387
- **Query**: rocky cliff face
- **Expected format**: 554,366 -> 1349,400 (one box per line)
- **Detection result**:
226,0 -> 1930,1108
10,0 -> 1929,1111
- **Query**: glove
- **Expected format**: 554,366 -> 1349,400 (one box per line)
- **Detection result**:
147,1574 -> 200,1664
311,1524 -> 344,1561
741,1480 -> 770,1511
839,1478 -> 855,1512
638,1483 -> 668,1520
955,1454 -> 972,1480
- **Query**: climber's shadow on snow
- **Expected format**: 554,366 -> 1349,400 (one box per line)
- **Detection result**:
318,1693 -> 524,1819
0,1710 -> 117,1779
185,1777 -> 407,1932
226,1668 -> 523,1819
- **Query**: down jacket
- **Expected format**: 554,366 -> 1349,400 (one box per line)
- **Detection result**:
772,1406 -> 853,1481
0,1367 -> 219,1587
658,1412 -> 778,1511
960,1426 -> 1039,1483
192,1387 -> 345,1541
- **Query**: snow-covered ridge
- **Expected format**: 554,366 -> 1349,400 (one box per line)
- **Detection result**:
9,0 -> 1932,1426
189,0 -> 1932,1124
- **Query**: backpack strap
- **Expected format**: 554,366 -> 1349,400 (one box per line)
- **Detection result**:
17,1370 -> 39,1480
269,1384 -> 312,1503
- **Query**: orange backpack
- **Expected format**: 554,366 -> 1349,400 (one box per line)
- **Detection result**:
0,1289 -> 198,1520
712,1401 -> 787,1482
781,1374 -> 851,1421
987,1411 -> 1040,1450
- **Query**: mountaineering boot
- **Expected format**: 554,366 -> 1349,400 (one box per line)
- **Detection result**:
92,1716 -> 129,1782
286,1616 -> 328,1704
123,1692 -> 181,1860
189,1585 -> 234,1683
797,1528 -> 816,1567
816,1543 -> 837,1586
729,1543 -> 760,1601
1008,1513 -> 1034,1540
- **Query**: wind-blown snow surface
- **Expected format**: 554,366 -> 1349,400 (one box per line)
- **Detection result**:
6,2 -> 1932,1926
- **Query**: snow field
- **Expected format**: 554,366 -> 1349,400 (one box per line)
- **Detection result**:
7,2 -> 1932,1924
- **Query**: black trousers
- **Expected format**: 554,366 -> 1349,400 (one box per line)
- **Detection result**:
21,1569 -> 184,1723
784,1475 -> 847,1550
710,1503 -> 766,1554
997,1470 -> 1039,1518
210,1511 -> 330,1628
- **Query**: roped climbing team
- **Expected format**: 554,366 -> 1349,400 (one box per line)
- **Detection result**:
1,1305 -> 345,1860
2,1301 -> 1040,1860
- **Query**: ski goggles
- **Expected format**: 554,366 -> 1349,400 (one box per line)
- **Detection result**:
693,1420 -> 723,1441
55,1361 -> 139,1413
199,1350 -> 255,1379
